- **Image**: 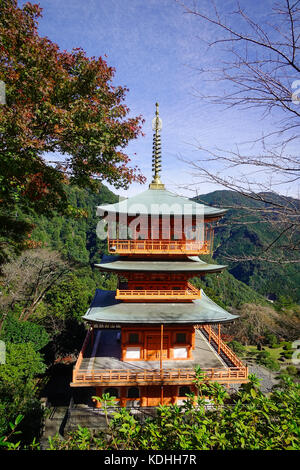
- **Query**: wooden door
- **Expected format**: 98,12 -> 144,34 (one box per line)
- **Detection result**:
146,386 -> 161,407
146,334 -> 169,360
146,385 -> 175,406
162,386 -> 174,405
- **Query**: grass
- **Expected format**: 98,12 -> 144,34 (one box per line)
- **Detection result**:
239,343 -> 295,371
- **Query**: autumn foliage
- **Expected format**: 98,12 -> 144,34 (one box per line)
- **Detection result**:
0,0 -> 145,215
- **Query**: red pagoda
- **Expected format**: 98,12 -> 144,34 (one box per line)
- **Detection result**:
71,103 -> 248,407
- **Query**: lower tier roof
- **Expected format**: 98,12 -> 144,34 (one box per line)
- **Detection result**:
95,255 -> 227,274
82,289 -> 238,325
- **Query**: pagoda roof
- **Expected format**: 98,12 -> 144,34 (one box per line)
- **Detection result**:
96,187 -> 227,219
82,289 -> 238,325
95,255 -> 227,274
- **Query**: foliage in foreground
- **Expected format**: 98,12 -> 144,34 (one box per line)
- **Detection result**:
45,374 -> 300,451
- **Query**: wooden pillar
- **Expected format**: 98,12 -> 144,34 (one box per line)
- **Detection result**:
91,326 -> 94,347
191,327 -> 195,349
218,324 -> 221,354
140,387 -> 147,407
119,387 -> 126,408
160,324 -> 163,378
209,325 -> 211,344
160,324 -> 163,406
94,387 -> 102,408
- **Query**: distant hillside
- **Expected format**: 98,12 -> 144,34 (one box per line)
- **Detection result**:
195,190 -> 300,303
25,184 -> 118,265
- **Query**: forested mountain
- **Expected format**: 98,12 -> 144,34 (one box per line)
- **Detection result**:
23,184 -> 118,265
196,191 -> 300,303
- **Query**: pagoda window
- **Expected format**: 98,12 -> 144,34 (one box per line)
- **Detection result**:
104,387 -> 119,398
129,333 -> 139,344
175,333 -> 187,344
127,387 -> 140,398
125,346 -> 141,359
179,386 -> 191,397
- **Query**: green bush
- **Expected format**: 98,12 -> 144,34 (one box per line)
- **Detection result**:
228,340 -> 245,354
1,317 -> 49,351
257,350 -> 271,360
285,365 -> 298,376
281,350 -> 293,360
0,342 -> 46,439
256,351 -> 280,371
46,376 -> 300,450
264,333 -> 280,348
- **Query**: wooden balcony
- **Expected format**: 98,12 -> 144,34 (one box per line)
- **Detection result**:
108,239 -> 211,255
115,282 -> 201,301
71,328 -> 248,387
72,365 -> 248,387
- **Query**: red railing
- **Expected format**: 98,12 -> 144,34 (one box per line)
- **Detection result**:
71,365 -> 248,386
72,328 -> 92,380
108,239 -> 211,255
71,327 -> 248,387
201,325 -> 244,368
115,282 -> 201,301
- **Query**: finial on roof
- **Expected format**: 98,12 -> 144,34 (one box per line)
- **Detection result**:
149,102 -> 165,190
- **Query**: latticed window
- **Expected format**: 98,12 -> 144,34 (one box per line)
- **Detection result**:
129,333 -> 139,344
127,387 -> 140,398
104,387 -> 119,398
176,333 -> 186,344
179,386 -> 191,397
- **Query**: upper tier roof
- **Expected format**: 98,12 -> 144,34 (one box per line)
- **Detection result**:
96,188 -> 227,219
82,289 -> 238,324
95,255 -> 227,274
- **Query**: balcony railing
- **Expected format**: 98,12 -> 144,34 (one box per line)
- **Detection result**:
201,325 -> 244,368
71,365 -> 248,387
116,282 -> 201,301
71,328 -> 248,387
108,239 -> 211,255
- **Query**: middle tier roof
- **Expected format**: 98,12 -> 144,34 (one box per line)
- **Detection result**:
95,255 -> 227,274
83,289 -> 238,324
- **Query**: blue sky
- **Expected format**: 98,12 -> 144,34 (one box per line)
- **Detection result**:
19,0 -> 298,198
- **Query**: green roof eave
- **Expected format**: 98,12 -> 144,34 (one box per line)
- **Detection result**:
82,289 -> 238,325
95,255 -> 227,274
96,188 -> 227,218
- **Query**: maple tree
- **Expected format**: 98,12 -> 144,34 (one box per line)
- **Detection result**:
0,0 -> 145,217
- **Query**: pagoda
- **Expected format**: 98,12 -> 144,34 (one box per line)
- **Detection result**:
71,103 -> 248,408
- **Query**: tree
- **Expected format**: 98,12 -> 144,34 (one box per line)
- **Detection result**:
44,273 -> 93,321
0,0 -> 145,263
177,0 -> 300,263
0,316 -> 49,351
0,342 -> 45,440
0,248 -> 70,328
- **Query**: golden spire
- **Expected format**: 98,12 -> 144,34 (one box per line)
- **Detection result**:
149,102 -> 165,190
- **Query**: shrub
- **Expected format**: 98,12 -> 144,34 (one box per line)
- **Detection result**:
281,350 -> 293,360
285,365 -> 298,376
264,333 -> 280,348
0,317 -> 49,351
228,340 -> 245,354
256,351 -> 280,371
